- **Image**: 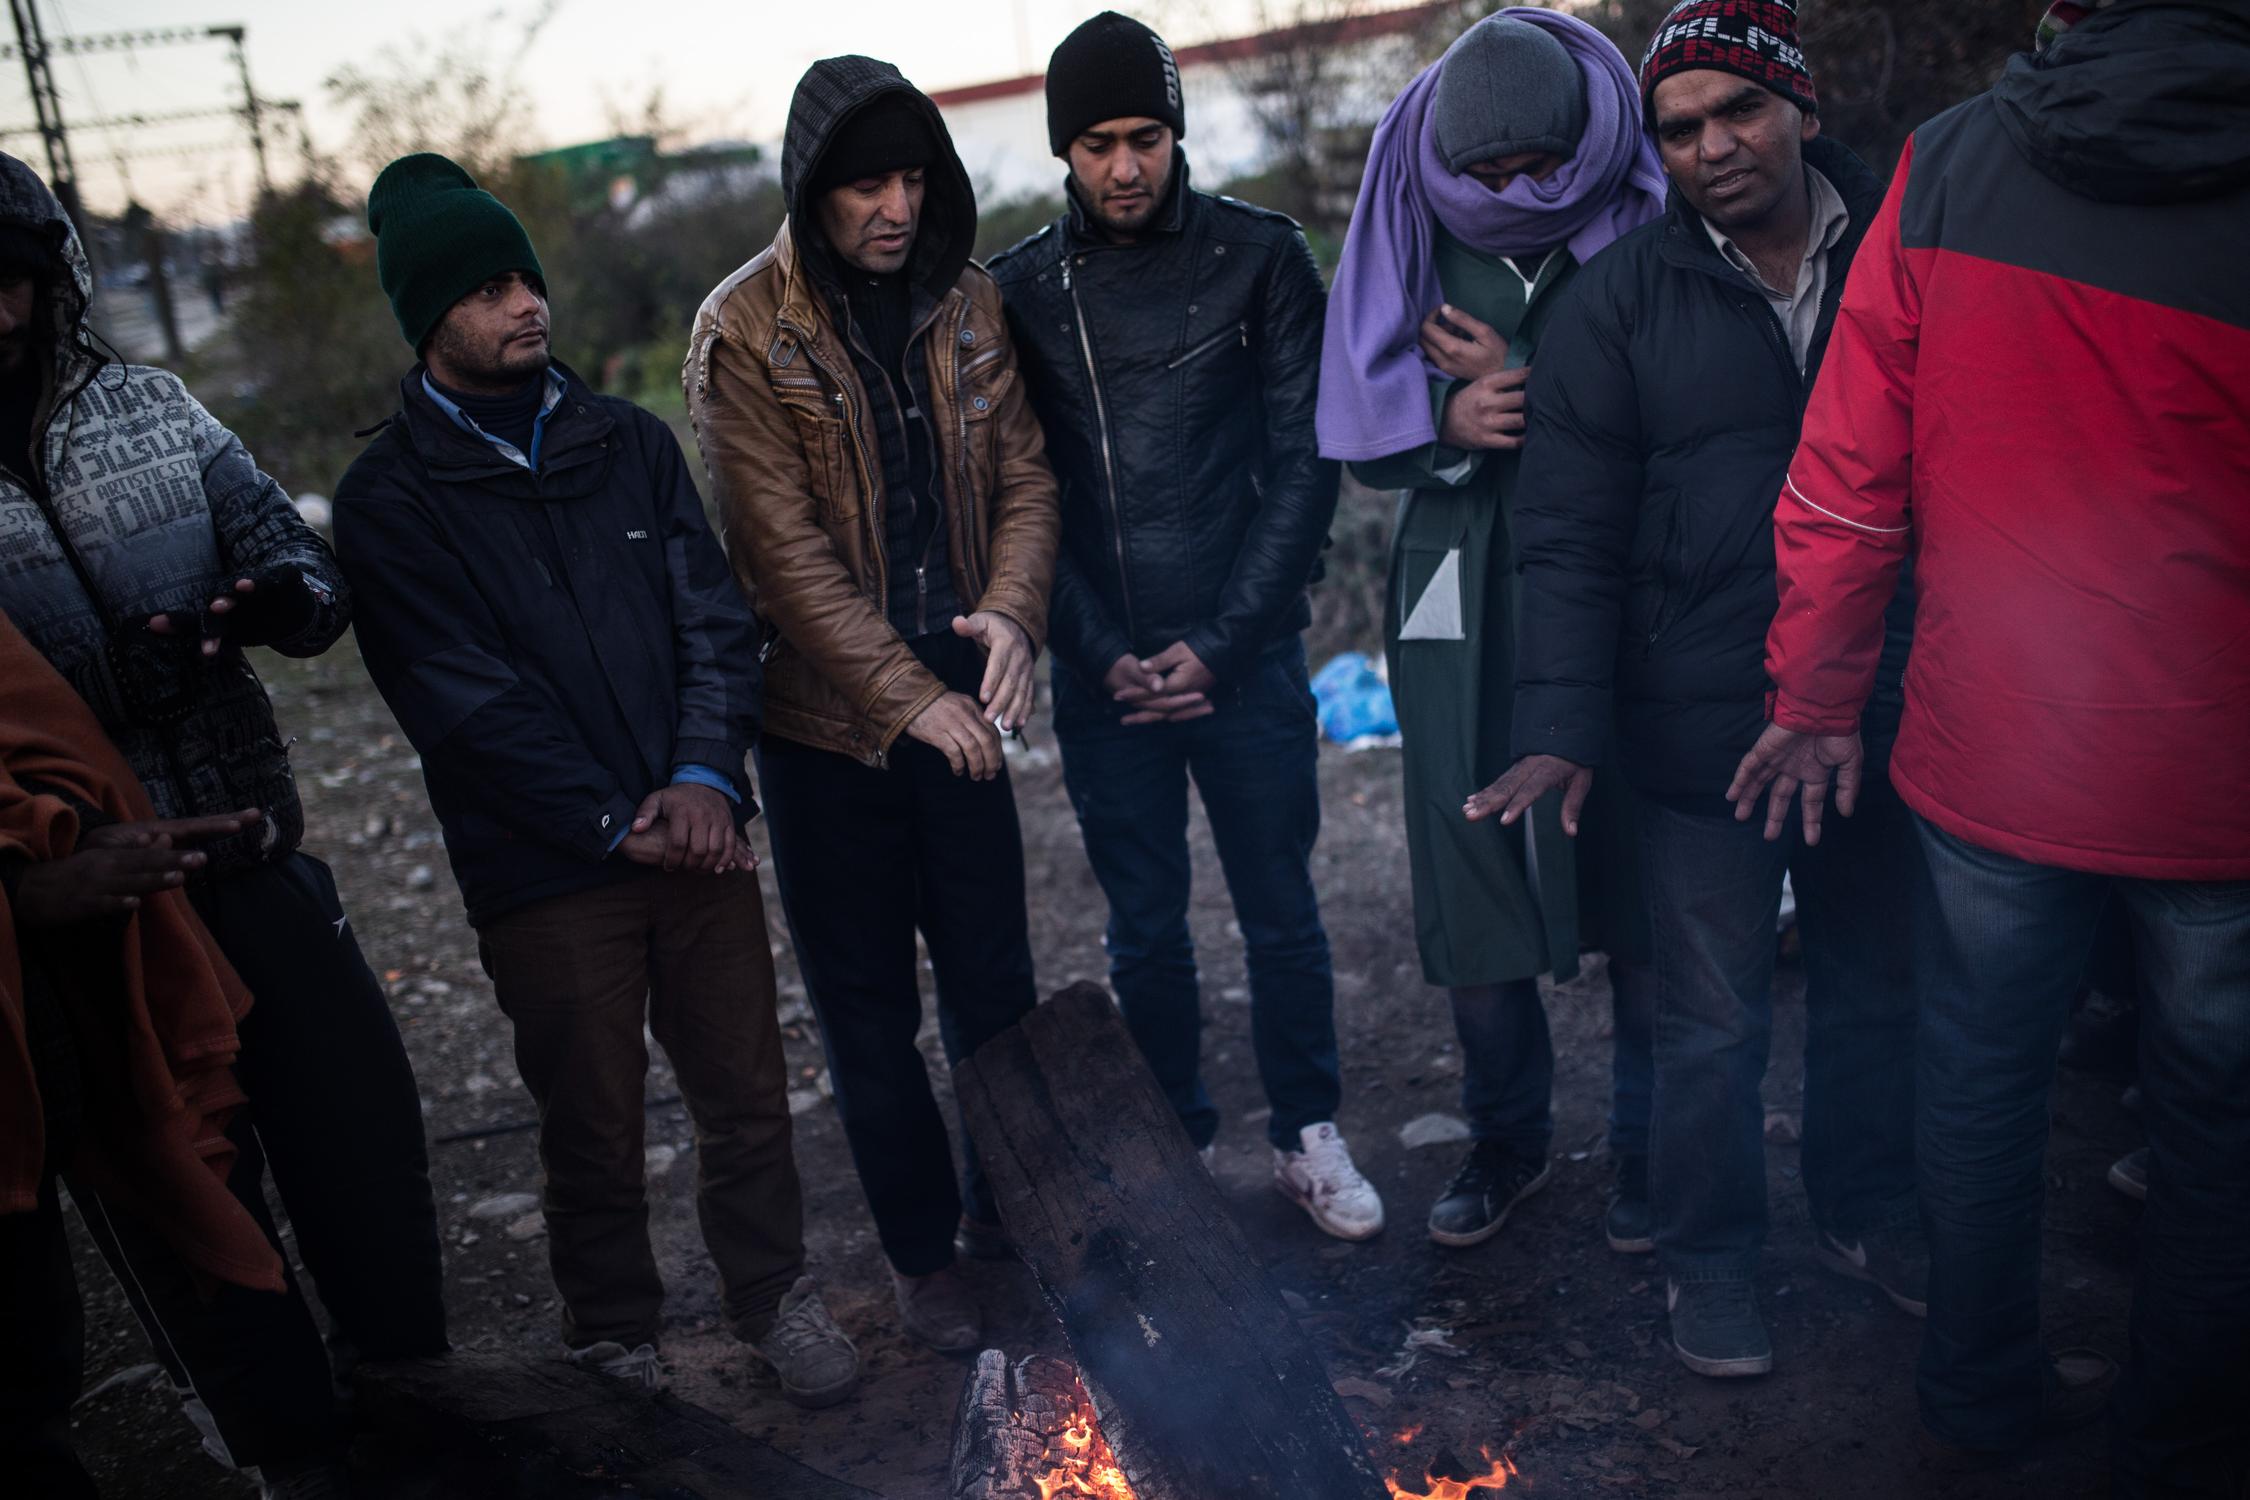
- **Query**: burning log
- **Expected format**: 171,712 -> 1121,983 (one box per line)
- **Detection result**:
949,1350 -> 1136,1500
952,983 -> 1390,1500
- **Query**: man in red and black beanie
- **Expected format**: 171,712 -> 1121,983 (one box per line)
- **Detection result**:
1473,0 -> 1930,1386
1637,0 -> 1818,120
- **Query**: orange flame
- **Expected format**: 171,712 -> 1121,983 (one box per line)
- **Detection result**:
1033,1402 -> 1139,1500
1386,1448 -> 1517,1498
1393,1423 -> 1425,1446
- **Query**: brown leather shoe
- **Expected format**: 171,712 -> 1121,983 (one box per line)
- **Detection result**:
891,1264 -> 982,1353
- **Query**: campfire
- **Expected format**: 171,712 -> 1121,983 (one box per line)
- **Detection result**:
1384,1450 -> 1517,1498
950,985 -> 1441,1500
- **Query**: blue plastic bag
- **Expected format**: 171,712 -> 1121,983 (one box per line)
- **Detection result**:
1309,652 -> 1398,743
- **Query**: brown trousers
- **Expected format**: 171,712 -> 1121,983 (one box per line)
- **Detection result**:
476,869 -> 802,1349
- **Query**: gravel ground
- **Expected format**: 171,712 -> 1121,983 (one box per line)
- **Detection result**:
61,637 -> 2140,1499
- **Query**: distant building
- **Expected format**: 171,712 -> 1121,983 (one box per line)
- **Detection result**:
930,1 -> 1463,206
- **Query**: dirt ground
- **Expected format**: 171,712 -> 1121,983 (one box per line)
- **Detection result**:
61,636 -> 2143,1500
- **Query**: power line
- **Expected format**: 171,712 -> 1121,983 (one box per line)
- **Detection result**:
0,23 -> 241,60
0,102 -> 293,136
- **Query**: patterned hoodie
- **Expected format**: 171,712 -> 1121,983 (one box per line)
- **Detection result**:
0,154 -> 348,875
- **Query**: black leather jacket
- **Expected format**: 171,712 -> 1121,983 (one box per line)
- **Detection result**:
988,159 -> 1338,687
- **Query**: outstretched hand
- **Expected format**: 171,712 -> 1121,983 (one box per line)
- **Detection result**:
1724,724 -> 1863,844
1463,754 -> 1593,836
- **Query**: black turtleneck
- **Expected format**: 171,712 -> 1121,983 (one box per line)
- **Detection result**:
431,368 -> 546,462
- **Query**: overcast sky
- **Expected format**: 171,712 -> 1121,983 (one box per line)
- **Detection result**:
4,0 -> 1274,221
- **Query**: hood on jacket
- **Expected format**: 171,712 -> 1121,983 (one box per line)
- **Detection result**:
1994,0 -> 2250,204
780,55 -> 977,302
0,152 -> 100,393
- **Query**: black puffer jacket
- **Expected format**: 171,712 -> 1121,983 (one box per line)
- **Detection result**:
988,158 -> 1338,688
1509,134 -> 1911,802
335,363 -> 761,926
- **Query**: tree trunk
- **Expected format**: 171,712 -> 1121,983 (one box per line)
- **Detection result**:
952,982 -> 1388,1500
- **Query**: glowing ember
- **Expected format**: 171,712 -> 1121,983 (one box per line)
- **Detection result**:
1033,1403 -> 1139,1500
1393,1423 -> 1425,1446
1386,1447 -> 1517,1498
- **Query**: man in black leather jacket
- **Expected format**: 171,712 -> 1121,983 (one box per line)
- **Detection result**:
990,12 -> 1379,1241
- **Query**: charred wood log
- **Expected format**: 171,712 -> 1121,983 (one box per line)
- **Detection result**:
949,1350 -> 1127,1500
953,983 -> 1389,1500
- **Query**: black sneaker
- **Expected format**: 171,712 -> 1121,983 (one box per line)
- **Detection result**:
1605,1154 -> 1653,1254
1666,1277 -> 1772,1377
1427,1139 -> 1552,1248
1814,1220 -> 1929,1318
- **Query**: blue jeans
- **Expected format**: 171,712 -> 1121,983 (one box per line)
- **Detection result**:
1451,957 -> 1653,1157
1914,817 -> 2250,1492
1640,767 -> 1922,1282
1055,640 -> 1340,1151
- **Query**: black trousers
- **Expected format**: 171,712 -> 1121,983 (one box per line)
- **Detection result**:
756,634 -> 1039,1276
7,852 -> 446,1475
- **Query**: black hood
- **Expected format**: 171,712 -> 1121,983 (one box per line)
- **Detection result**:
0,151 -> 100,392
1994,0 -> 2250,204
781,55 -> 977,300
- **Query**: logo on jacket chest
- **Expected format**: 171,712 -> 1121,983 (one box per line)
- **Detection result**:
624,529 -> 649,540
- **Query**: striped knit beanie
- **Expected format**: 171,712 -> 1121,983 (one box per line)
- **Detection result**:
1638,0 -> 1818,120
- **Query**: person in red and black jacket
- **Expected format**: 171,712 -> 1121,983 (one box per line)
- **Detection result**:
1729,0 -> 2250,1486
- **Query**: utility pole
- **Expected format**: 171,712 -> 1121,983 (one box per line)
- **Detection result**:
7,0 -> 90,249
213,25 -> 268,197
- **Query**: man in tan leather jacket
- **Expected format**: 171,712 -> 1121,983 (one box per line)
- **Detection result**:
685,55 -> 1057,1356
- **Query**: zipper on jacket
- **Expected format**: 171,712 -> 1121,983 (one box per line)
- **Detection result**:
1061,253 -> 1136,639
1166,320 -> 1247,370
782,314 -> 886,608
947,298 -> 986,603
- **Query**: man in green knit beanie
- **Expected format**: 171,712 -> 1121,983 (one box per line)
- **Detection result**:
334,152 -> 864,1409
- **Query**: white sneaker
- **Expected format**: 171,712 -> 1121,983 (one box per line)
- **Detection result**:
564,1339 -> 663,1391
1273,1122 -> 1384,1241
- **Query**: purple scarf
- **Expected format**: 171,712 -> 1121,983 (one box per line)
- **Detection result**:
1316,8 -> 1666,462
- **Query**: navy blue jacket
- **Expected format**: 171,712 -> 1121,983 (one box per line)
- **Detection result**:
334,363 -> 761,925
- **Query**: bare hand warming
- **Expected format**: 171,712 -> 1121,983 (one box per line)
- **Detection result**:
1438,367 -> 1532,452
951,611 -> 1035,732
1724,724 -> 1863,845
908,692 -> 1005,780
14,808 -> 261,925
1463,754 -> 1593,836
1419,304 -> 1511,382
625,783 -> 738,872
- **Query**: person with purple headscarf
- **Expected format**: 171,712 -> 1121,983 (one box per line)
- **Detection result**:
1319,9 -> 1664,1255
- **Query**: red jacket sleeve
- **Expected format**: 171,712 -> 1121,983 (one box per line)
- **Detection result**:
1768,137 -> 1922,735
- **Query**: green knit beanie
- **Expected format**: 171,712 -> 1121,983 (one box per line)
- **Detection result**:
367,153 -> 544,349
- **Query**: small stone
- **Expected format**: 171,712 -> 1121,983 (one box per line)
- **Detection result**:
1280,1289 -> 1311,1313
363,813 -> 392,839
1398,1113 -> 1472,1150
1634,1408 -> 1667,1431
513,1293 -> 532,1308
786,1089 -> 822,1116
645,1144 -> 679,1176
407,864 -> 436,891
1565,1339 -> 1594,1361
468,1192 -> 539,1221
504,1213 -> 547,1242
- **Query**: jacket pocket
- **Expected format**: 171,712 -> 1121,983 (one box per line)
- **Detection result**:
775,378 -> 858,526
1167,320 -> 1248,370
1630,490 -> 1688,656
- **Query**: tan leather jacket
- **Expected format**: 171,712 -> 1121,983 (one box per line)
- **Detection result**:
685,219 -> 1059,764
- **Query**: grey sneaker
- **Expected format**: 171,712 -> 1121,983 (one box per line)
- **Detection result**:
2107,1147 -> 2149,1202
1666,1278 -> 1772,1378
563,1339 -> 662,1391
1605,1154 -> 1653,1254
892,1264 -> 982,1353
748,1277 -> 860,1408
1814,1221 -> 1929,1318
257,1461 -> 352,1500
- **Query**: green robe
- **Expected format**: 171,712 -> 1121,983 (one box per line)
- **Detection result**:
1352,228 -> 1646,987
